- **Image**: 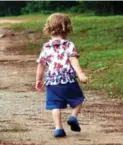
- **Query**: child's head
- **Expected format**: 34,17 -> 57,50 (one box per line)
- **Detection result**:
43,13 -> 72,38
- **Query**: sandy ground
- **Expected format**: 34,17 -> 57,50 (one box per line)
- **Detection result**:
0,21 -> 123,145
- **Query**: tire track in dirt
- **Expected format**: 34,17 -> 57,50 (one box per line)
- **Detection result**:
0,25 -> 123,145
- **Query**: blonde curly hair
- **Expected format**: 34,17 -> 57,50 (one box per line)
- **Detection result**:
43,13 -> 72,37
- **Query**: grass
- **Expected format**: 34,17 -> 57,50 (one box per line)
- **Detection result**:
11,20 -> 46,32
4,13 -> 123,97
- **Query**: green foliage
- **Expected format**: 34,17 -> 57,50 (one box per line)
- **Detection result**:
0,1 -> 25,16
21,1 -> 50,14
69,2 -> 85,13
1,1 -> 123,16
21,1 -> 77,14
84,1 -> 123,15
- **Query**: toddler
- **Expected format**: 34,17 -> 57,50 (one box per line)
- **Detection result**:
36,13 -> 88,137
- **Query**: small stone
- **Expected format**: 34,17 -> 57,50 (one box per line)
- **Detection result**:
0,34 -> 5,38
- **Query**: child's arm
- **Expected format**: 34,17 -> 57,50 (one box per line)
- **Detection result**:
36,64 -> 45,91
69,57 -> 88,84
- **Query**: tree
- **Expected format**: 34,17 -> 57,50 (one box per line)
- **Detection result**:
0,1 -> 25,16
21,1 -> 77,14
84,1 -> 123,15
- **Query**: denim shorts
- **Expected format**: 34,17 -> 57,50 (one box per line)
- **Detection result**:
46,81 -> 85,110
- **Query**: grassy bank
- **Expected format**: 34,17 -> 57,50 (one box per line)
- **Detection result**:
8,14 -> 123,97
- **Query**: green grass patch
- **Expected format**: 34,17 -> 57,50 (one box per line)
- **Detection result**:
11,19 -> 46,32
85,63 -> 123,97
0,13 -> 47,19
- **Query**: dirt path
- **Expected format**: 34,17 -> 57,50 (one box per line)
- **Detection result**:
0,25 -> 123,145
0,18 -> 34,24
0,19 -> 25,24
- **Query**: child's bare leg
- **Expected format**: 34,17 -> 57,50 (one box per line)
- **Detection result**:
71,104 -> 82,117
52,109 -> 63,129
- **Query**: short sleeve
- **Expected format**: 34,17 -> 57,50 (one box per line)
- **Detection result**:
37,48 -> 47,65
67,41 -> 80,58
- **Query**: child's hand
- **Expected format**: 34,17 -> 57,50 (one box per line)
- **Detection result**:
78,73 -> 88,84
36,81 -> 45,92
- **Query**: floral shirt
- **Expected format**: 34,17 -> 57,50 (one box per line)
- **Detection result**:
37,39 -> 80,86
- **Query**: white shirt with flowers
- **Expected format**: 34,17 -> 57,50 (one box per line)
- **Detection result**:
37,39 -> 80,86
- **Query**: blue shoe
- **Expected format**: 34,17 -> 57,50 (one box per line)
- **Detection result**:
67,116 -> 81,132
54,129 -> 66,137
